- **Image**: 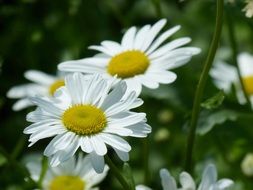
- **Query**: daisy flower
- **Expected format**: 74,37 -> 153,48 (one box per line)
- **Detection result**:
24,153 -> 108,190
241,153 -> 253,177
136,164 -> 233,190
58,19 -> 201,96
24,73 -> 151,173
7,70 -> 65,111
243,0 -> 253,18
210,52 -> 253,109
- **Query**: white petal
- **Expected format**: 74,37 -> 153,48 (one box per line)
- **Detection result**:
105,91 -> 137,116
136,185 -> 152,190
113,148 -> 129,162
30,97 -> 63,117
126,123 -> 151,137
58,58 -> 107,74
216,179 -> 234,189
80,136 -> 93,153
149,37 -> 191,59
24,70 -> 56,85
100,133 -> 131,152
179,172 -> 196,189
160,169 -> 177,190
125,78 -> 143,98
238,52 -> 253,76
136,75 -> 159,89
141,19 -> 167,52
144,71 -> 177,84
146,25 -> 181,55
198,164 -> 217,190
90,135 -> 107,156
121,27 -> 137,50
101,40 -> 123,55
89,152 -> 105,174
134,25 -> 151,50
44,132 -> 74,156
108,112 -> 146,127
89,45 -> 115,56
12,98 -> 34,111
101,81 -> 127,111
7,84 -> 46,98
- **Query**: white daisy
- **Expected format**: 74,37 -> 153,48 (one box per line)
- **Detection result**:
7,70 -> 65,111
210,52 -> 253,109
136,164 -> 233,190
58,19 -> 201,96
24,153 -> 108,190
241,153 -> 253,177
243,0 -> 253,18
24,73 -> 151,173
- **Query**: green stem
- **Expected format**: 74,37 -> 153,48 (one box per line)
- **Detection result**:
11,135 -> 27,160
38,156 -> 48,188
226,8 -> 252,110
143,138 -> 150,185
0,145 -> 36,186
184,0 -> 224,173
105,155 -> 131,190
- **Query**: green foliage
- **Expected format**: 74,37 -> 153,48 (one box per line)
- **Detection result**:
0,0 -> 253,189
201,90 -> 225,110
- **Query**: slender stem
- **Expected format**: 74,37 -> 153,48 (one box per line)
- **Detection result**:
38,156 -> 48,188
143,138 -> 150,185
0,145 -> 36,186
226,8 -> 252,110
184,0 -> 224,173
11,135 -> 27,160
105,155 -> 131,190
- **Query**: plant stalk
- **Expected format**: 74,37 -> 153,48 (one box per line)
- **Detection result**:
184,0 -> 224,173
105,155 -> 131,190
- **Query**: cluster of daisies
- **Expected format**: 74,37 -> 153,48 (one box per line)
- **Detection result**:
7,19 -> 238,189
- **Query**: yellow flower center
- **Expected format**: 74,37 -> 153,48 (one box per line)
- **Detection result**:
49,175 -> 85,190
62,105 -> 107,135
107,50 -> 150,79
49,79 -> 65,96
243,76 -> 253,95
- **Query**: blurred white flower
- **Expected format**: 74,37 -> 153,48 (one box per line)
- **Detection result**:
210,52 -> 253,109
58,19 -> 200,96
7,70 -> 65,111
243,0 -> 253,18
24,73 -> 151,173
241,153 -> 253,177
24,153 -> 108,190
136,164 -> 233,190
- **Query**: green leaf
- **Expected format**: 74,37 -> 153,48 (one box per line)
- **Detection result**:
0,153 -> 7,167
123,163 -> 135,190
197,110 -> 238,135
201,90 -> 225,110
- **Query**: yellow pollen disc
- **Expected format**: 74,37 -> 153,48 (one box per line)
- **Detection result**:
242,76 -> 253,95
49,175 -> 85,190
107,50 -> 150,79
49,79 -> 65,96
62,105 -> 107,135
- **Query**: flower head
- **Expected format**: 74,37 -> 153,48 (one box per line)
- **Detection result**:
7,70 -> 65,111
24,153 -> 108,190
241,153 -> 253,177
136,164 -> 233,190
58,19 -> 200,96
210,52 -> 253,109
243,0 -> 253,18
24,73 -> 151,173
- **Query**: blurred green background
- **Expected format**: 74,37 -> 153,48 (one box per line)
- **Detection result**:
1,0 -> 253,189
